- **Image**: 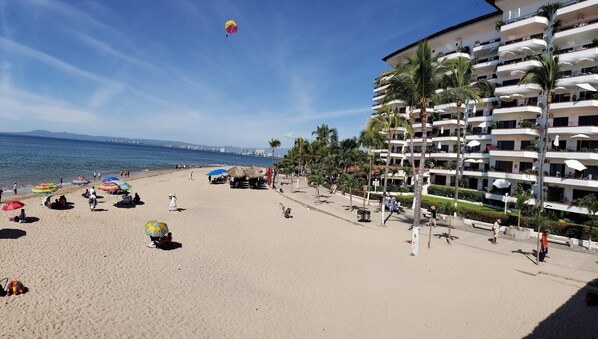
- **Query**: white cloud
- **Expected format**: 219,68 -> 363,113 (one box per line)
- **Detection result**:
89,83 -> 125,109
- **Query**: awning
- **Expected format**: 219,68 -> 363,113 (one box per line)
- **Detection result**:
510,70 -> 526,77
565,160 -> 587,171
571,134 -> 590,139
474,159 -> 485,163
499,95 -> 513,101
464,159 -> 476,163
553,86 -> 568,93
478,121 -> 490,128
467,140 -> 481,147
576,57 -> 594,65
560,61 -> 573,67
510,93 -> 524,100
493,179 -> 511,189
577,83 -> 597,92
518,46 -> 534,54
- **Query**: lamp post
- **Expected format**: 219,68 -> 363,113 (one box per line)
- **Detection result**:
504,193 -> 509,214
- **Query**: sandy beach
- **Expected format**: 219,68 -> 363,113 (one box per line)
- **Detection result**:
2,168 -> 597,338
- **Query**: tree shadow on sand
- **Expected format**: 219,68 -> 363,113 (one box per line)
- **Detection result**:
0,228 -> 27,239
434,232 -> 459,243
511,249 -> 538,264
113,203 -> 136,209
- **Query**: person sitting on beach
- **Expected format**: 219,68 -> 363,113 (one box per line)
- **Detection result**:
59,195 -> 67,208
13,209 -> 26,223
42,195 -> 52,207
5,279 -> 26,296
133,193 -> 141,205
82,189 -> 90,198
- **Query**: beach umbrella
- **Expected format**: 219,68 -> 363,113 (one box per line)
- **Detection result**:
72,177 -> 91,185
31,182 -> 58,194
493,179 -> 511,189
571,134 -> 590,139
467,140 -> 480,147
2,200 -> 25,211
98,181 -> 120,192
145,220 -> 169,237
245,166 -> 262,179
553,135 -> 560,147
228,166 -> 245,178
206,169 -> 228,176
102,177 -> 119,183
110,180 -> 131,190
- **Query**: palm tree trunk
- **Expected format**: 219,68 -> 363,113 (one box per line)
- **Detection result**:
365,147 -> 373,208
536,99 -> 550,264
409,107 -> 417,209
451,104 -> 462,244
349,188 -> 353,211
413,103 -> 428,231
382,131 -> 391,225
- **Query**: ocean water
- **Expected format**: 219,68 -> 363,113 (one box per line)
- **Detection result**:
0,133 -> 274,193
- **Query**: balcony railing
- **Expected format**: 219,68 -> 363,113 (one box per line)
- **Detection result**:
556,42 -> 596,55
474,38 -> 501,47
557,17 -> 598,33
548,121 -> 598,128
503,12 -> 540,25
500,33 -> 544,47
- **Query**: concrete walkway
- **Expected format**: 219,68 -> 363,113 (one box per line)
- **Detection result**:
275,177 -> 598,284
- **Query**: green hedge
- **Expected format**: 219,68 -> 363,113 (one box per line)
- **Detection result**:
373,194 -> 598,240
427,185 -> 484,203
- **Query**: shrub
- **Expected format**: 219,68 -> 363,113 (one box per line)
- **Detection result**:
427,185 -> 483,203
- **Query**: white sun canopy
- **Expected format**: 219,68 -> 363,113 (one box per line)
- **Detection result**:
467,140 -> 481,147
565,159 -> 587,171
576,83 -> 597,92
571,134 -> 591,139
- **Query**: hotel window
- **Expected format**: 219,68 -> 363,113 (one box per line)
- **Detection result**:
552,117 -> 568,127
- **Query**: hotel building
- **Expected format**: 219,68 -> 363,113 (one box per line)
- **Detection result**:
372,0 -> 598,215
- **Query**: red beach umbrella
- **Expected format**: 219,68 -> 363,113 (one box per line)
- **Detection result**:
2,201 -> 25,211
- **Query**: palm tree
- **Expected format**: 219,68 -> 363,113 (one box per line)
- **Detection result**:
387,41 -> 446,232
268,138 -> 281,187
514,188 -> 532,229
308,171 -> 326,203
573,194 -> 598,251
312,124 -> 332,147
340,172 -> 365,211
294,137 -> 306,189
367,107 -> 410,225
359,127 -> 384,207
519,53 -> 561,211
441,56 -> 490,242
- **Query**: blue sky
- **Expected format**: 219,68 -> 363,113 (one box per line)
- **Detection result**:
0,0 -> 494,148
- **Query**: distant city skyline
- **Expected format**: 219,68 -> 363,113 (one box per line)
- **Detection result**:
0,0 -> 493,148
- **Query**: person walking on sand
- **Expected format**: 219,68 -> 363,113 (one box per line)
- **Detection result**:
492,219 -> 501,244
0,188 -> 3,202
93,172 -> 97,181
59,176 -> 63,188
189,171 -> 193,180
540,230 -> 549,262
428,206 -> 437,227
13,182 -> 17,195
169,194 -> 177,211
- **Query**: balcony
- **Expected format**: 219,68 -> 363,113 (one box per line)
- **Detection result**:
493,105 -> 542,118
544,176 -> 598,189
557,47 -> 598,66
556,0 -> 598,22
500,16 -> 549,38
473,40 -> 500,56
496,59 -> 542,78
494,83 -> 542,97
489,149 -> 539,159
373,94 -> 385,102
431,136 -> 458,142
556,73 -> 598,89
473,58 -> 499,73
411,123 -> 433,130
542,200 -> 587,214
374,84 -> 389,93
553,19 -> 598,45
547,123 -> 598,135
438,52 -> 471,63
429,152 -> 459,159
498,38 -> 547,58
550,99 -> 598,113
465,134 -> 492,140
467,115 -> 494,123
390,139 -> 408,145
485,171 -> 537,181
491,127 -> 539,136
546,150 -> 598,160
433,119 -> 466,127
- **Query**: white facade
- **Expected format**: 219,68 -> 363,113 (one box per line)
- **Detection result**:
372,0 -> 598,215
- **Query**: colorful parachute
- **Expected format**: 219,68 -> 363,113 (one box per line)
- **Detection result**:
225,20 -> 238,37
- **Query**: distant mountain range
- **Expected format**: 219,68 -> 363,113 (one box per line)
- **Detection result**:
6,130 -> 288,155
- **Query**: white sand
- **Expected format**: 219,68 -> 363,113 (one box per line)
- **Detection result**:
1,169 -> 596,338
